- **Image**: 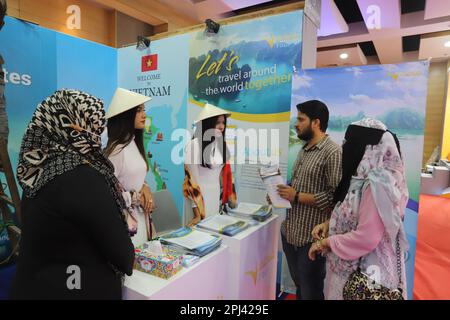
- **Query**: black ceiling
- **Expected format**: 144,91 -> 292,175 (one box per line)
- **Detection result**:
359,41 -> 377,56
358,36 -> 421,56
401,0 -> 426,14
334,0 -> 426,24
334,0 -> 364,24
402,34 -> 421,52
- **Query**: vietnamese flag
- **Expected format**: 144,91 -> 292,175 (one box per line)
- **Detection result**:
141,54 -> 158,72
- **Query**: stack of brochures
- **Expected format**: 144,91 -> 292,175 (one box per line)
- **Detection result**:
226,202 -> 273,222
159,227 -> 221,257
196,214 -> 250,237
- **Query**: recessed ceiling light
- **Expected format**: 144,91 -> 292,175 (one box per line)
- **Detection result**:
445,41 -> 450,48
339,53 -> 349,60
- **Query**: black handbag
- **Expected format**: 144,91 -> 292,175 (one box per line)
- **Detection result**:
342,236 -> 404,300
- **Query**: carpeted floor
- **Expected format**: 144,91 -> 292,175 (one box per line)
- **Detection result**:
0,262 -> 15,300
413,195 -> 450,300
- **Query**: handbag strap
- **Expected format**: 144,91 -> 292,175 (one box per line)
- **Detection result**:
395,234 -> 403,289
357,233 -> 403,289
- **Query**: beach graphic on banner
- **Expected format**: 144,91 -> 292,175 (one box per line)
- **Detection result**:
118,34 -> 189,217
286,61 -> 430,299
188,10 -> 303,204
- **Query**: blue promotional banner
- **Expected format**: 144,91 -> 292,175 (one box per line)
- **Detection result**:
188,10 -> 303,204
0,16 -> 117,179
0,17 -> 117,263
0,17 -> 57,168
288,61 -> 430,299
117,34 -> 190,218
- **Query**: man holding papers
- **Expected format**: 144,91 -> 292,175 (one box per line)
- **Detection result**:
277,100 -> 342,300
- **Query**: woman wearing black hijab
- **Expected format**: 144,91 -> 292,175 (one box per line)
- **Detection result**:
10,89 -> 134,300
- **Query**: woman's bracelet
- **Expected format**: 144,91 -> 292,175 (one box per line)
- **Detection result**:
315,238 -> 327,251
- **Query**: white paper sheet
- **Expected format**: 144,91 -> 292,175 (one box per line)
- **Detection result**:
162,229 -> 218,250
260,165 -> 292,209
197,215 -> 244,232
231,202 -> 263,215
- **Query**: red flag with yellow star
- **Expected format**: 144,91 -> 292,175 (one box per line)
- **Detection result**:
141,54 -> 158,72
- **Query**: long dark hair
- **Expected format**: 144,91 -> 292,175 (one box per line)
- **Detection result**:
104,106 -> 148,171
0,0 -> 6,30
194,115 -> 229,169
333,126 -> 402,204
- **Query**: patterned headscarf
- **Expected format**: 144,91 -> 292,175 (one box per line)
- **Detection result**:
17,89 -> 127,224
343,118 -> 409,251
334,119 -> 387,203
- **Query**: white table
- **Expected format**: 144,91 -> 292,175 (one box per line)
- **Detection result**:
197,214 -> 281,300
123,245 -> 230,300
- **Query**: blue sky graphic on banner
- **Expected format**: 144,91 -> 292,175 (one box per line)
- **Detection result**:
0,17 -> 57,170
288,61 -> 430,299
289,62 -> 429,202
118,35 -> 189,217
0,17 -> 117,192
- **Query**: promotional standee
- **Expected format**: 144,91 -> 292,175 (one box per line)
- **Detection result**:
0,9 -> 428,300
186,10 -> 303,299
118,34 -> 190,222
0,16 -> 117,171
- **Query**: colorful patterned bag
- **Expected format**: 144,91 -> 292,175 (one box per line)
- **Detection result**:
343,236 -> 404,300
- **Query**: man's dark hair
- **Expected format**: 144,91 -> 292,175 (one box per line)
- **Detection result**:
296,100 -> 329,132
0,0 -> 6,31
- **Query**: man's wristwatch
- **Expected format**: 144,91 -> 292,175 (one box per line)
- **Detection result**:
295,191 -> 300,204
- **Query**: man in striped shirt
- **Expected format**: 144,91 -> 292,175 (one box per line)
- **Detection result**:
277,100 -> 342,300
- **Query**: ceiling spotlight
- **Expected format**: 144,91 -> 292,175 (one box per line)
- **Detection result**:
136,36 -> 151,51
445,41 -> 450,48
339,53 -> 349,60
205,19 -> 220,34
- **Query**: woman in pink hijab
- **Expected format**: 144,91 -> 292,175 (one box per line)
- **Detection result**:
309,118 -> 409,300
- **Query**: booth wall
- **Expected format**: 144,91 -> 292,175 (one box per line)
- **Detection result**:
441,61 -> 450,160
117,34 -> 190,218
0,16 -> 117,189
423,62 -> 447,164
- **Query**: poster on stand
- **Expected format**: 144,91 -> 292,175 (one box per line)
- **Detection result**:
187,10 -> 304,297
118,35 -> 190,217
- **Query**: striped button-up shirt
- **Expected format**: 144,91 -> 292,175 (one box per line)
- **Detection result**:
281,135 -> 342,247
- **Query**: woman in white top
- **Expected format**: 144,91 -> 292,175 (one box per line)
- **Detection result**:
104,88 -> 155,245
183,103 -> 237,226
